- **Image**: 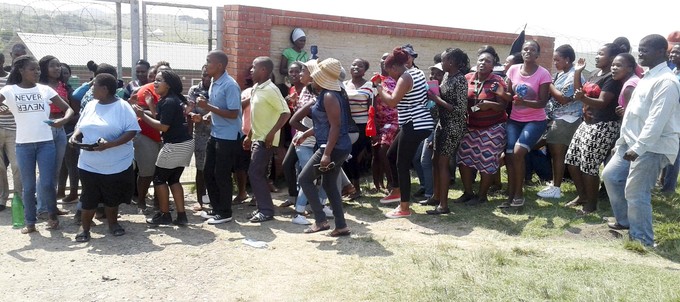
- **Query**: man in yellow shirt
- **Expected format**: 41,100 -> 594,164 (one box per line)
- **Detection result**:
243,57 -> 291,223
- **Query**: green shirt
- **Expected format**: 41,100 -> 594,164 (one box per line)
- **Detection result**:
282,48 -> 309,67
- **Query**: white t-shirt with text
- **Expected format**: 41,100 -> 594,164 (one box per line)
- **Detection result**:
0,84 -> 56,143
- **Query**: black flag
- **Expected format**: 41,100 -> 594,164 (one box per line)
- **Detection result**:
509,24 -> 526,55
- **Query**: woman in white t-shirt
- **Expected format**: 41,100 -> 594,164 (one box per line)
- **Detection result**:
72,74 -> 140,242
0,55 -> 74,234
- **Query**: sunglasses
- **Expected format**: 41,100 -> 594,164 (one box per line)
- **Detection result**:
314,161 -> 336,173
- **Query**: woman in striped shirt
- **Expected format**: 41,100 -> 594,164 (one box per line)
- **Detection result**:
375,47 -> 434,219
133,70 -> 194,226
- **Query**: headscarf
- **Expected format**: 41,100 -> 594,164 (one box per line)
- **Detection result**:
291,28 -> 306,44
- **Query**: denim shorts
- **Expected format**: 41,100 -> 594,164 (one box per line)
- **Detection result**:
505,119 -> 547,154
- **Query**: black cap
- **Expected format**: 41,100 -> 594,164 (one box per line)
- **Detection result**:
402,44 -> 418,58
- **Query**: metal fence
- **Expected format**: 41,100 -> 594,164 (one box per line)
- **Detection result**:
1,0 -> 217,187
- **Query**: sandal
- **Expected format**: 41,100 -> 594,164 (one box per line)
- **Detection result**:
304,223 -> 330,234
426,206 -> 451,215
47,215 -> 60,230
510,198 -> 525,207
109,224 -> 126,237
21,225 -> 37,234
75,230 -> 91,242
497,201 -> 512,208
279,199 -> 296,208
329,228 -> 351,237
565,199 -> 584,208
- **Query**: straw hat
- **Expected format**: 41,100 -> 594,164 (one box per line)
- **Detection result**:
311,58 -> 342,92
303,59 -> 319,77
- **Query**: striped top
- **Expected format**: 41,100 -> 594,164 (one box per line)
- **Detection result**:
397,68 -> 434,131
0,76 -> 16,131
344,80 -> 374,125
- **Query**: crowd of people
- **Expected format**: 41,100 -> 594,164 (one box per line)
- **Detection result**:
1,28 -> 679,247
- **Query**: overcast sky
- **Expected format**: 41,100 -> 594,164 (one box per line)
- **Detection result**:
10,0 -> 678,53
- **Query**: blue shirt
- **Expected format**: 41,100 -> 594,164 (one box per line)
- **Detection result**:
312,90 -> 351,152
208,71 -> 242,140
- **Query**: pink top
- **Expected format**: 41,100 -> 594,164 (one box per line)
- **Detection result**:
618,75 -> 640,108
507,64 -> 552,122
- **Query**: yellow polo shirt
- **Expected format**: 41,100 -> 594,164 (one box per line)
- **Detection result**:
250,79 -> 290,147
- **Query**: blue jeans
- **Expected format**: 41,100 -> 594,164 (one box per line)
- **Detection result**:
505,119 -> 547,154
298,147 -> 350,229
661,141 -> 680,193
420,132 -> 434,197
37,127 -> 66,213
602,144 -> 668,246
16,140 -> 58,225
294,145 -> 327,213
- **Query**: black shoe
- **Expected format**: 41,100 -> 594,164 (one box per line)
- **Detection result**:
418,197 -> 439,206
146,212 -> 172,225
413,187 -> 426,198
465,196 -> 487,206
173,212 -> 188,226
608,222 -> 629,230
452,192 -> 476,204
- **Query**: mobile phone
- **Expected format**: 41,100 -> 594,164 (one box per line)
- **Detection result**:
74,142 -> 99,151
43,120 -> 55,126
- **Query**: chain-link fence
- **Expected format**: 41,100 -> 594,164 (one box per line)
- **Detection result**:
0,0 -> 217,188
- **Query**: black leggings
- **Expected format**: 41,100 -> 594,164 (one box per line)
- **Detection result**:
153,166 -> 185,186
387,122 -> 431,203
343,123 -> 370,181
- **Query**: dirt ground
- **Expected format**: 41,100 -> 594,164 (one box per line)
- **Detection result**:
2,188 -> 679,301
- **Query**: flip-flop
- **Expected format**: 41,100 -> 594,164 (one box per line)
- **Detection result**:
329,228 -> 351,237
304,223 -> 330,234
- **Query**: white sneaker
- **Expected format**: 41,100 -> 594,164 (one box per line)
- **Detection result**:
323,206 -> 334,219
537,185 -> 561,199
291,214 -> 311,225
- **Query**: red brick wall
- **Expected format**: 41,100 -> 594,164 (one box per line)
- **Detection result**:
221,5 -> 555,89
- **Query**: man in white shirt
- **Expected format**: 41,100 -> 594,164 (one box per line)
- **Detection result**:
602,34 -> 680,247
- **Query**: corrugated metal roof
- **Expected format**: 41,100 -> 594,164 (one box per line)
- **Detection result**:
17,32 -> 207,70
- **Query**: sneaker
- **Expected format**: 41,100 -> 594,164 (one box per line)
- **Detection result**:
146,212 -> 172,225
418,197 -> 439,206
291,214 -> 312,225
322,206 -> 334,219
537,185 -> 561,199
385,206 -> 411,219
173,212 -> 189,226
200,210 -> 217,219
249,212 -> 274,223
207,214 -> 232,224
379,192 -> 401,204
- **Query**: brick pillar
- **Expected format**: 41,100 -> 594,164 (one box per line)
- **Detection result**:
222,5 -> 272,90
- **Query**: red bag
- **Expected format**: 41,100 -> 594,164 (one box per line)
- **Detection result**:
365,105 -> 376,137
583,82 -> 602,98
